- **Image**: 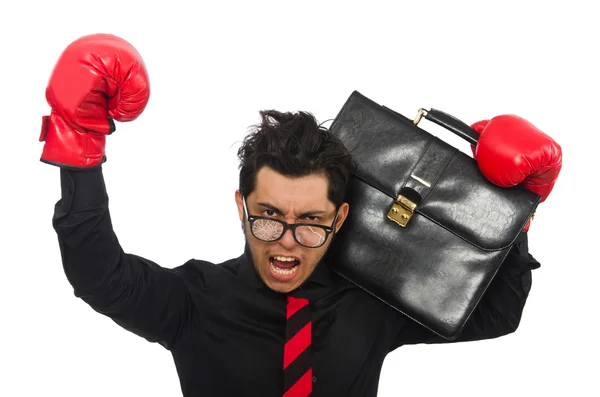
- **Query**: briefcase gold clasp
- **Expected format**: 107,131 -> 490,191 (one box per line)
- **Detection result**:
413,108 -> 427,125
387,195 -> 417,227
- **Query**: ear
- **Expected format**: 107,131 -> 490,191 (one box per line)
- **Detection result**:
235,190 -> 245,222
333,202 -> 350,233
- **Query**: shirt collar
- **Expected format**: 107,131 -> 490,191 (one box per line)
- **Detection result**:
238,243 -> 335,293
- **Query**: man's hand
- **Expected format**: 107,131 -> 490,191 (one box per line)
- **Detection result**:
471,115 -> 562,230
39,33 -> 150,169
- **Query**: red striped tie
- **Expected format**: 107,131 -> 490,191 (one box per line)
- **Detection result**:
283,295 -> 312,397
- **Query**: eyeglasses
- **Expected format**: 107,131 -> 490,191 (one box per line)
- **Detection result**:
243,197 -> 338,248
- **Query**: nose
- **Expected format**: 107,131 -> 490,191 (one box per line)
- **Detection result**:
278,227 -> 298,249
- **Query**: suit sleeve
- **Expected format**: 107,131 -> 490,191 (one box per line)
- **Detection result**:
52,166 -> 196,350
391,232 -> 541,349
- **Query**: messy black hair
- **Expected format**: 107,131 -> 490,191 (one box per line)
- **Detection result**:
237,110 -> 354,207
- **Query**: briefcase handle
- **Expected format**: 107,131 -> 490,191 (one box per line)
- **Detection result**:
413,108 -> 479,147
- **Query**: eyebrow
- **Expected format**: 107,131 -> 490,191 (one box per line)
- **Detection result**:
256,202 -> 327,218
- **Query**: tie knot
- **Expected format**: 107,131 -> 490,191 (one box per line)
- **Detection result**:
286,295 -> 309,319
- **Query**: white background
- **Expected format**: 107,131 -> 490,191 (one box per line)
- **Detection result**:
1,0 -> 598,396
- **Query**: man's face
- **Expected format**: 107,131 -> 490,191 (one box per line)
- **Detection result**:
235,166 -> 349,294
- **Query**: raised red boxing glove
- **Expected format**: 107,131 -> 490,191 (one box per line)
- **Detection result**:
39,33 -> 150,168
471,115 -> 562,230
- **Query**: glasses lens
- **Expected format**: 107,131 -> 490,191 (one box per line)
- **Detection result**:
252,219 -> 284,241
295,225 -> 327,247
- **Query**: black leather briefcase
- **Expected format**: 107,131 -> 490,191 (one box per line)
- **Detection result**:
327,91 -> 540,340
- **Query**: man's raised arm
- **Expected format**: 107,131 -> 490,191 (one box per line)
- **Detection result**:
41,34 -> 196,349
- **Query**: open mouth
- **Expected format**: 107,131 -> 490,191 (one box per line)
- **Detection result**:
269,255 -> 301,281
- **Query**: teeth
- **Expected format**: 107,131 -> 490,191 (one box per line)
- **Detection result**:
270,261 -> 299,275
273,256 -> 297,262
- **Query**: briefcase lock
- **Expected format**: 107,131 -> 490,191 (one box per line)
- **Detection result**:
387,195 -> 417,227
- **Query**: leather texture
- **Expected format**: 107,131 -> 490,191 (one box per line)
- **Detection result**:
326,91 -> 540,339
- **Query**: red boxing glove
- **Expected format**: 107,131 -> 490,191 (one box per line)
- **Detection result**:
39,33 -> 150,168
471,115 -> 562,230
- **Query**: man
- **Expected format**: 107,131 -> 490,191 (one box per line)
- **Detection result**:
40,34 -> 561,396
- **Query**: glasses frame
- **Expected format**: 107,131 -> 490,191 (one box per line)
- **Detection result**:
243,197 -> 339,248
